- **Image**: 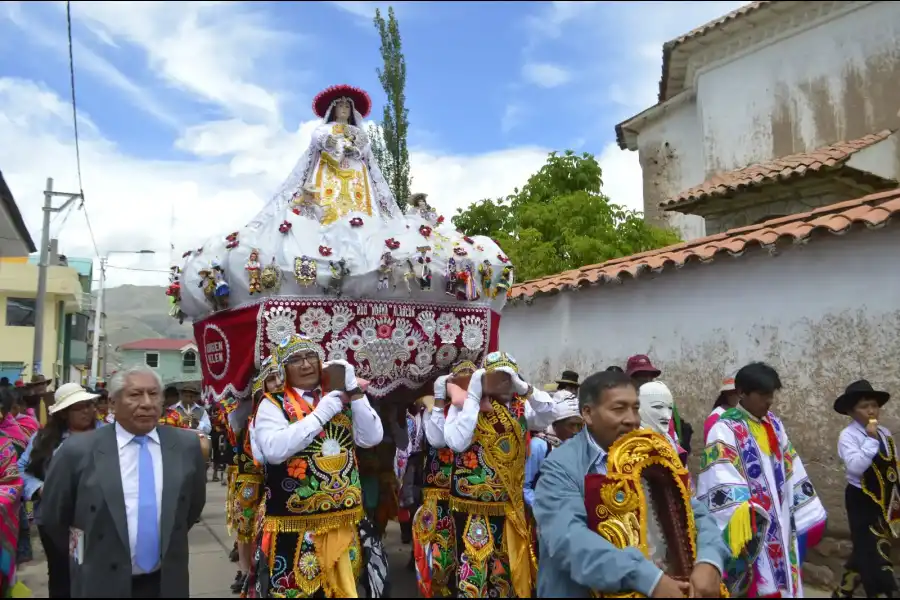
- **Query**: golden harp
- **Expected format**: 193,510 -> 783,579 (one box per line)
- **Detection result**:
584,430 -> 727,598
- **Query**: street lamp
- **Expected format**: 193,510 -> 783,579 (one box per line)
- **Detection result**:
89,249 -> 156,385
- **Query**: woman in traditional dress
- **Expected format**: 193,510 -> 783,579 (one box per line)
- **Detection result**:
0,388 -> 32,568
703,370 -> 738,443
0,436 -> 23,598
18,383 -> 100,598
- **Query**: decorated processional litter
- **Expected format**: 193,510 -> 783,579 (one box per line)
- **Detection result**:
167,84 -> 514,402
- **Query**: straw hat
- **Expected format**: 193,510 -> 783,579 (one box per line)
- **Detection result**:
50,383 -> 99,415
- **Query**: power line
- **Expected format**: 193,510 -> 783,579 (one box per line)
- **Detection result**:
80,204 -> 100,259
105,265 -> 172,274
66,0 -> 85,196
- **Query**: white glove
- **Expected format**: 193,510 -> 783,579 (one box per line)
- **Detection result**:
496,366 -> 530,396
313,390 -> 345,425
323,359 -> 359,391
434,375 -> 450,402
466,369 -> 486,404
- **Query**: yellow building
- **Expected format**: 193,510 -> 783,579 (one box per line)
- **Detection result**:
0,259 -> 82,382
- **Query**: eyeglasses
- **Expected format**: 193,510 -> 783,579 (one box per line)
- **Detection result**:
287,353 -> 319,366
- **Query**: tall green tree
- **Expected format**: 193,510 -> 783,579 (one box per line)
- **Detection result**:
372,6 -> 411,211
452,151 -> 681,282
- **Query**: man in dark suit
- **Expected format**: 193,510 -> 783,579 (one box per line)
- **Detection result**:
40,365 -> 207,598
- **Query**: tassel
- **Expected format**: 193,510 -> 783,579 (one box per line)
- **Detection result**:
725,501 -> 754,557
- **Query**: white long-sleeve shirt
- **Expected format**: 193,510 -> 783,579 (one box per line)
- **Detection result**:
423,406 -> 446,448
173,402 -> 211,434
838,420 -> 892,488
253,388 -> 383,465
443,389 -> 555,453
115,423 -> 163,574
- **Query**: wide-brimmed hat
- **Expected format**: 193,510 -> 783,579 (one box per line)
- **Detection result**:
312,84 -> 372,119
625,355 -> 661,378
50,383 -> 99,415
834,380 -> 891,415
720,370 -> 737,393
556,370 -> 580,387
180,382 -> 201,395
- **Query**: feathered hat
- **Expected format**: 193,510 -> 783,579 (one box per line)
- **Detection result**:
274,334 -> 324,376
312,84 -> 372,119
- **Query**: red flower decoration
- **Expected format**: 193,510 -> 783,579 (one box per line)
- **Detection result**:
463,236 -> 474,244
436,215 -> 445,225
182,251 -> 192,259
279,221 -> 293,234
319,245 -> 333,257
498,254 -> 510,263
350,217 -> 364,227
225,232 -> 239,241
376,323 -> 393,339
292,207 -> 302,215
226,240 -> 239,249
419,225 -> 432,238
454,247 -> 468,257
385,238 -> 401,250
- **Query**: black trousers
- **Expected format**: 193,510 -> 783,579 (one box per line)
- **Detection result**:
131,571 -> 161,598
834,484 -> 897,598
37,525 -> 70,599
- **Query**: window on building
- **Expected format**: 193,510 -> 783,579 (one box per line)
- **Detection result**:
5,298 -> 36,327
70,314 -> 89,341
145,352 -> 159,369
183,350 -> 197,370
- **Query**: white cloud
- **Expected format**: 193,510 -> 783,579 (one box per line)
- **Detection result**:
521,62 -> 572,89
501,103 -> 524,134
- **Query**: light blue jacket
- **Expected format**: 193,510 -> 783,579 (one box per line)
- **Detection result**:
533,429 -> 729,597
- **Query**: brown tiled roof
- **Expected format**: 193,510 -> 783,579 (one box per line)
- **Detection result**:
659,2 -> 772,102
660,130 -> 895,211
509,188 -> 900,301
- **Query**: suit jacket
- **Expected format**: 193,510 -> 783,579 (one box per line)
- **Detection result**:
40,424 -> 207,598
533,429 -> 729,597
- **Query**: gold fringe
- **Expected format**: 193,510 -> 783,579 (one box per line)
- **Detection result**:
450,497 -> 509,517
423,488 -> 450,503
262,507 -> 364,535
726,501 -> 753,557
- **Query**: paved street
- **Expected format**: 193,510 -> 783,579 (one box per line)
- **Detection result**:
18,478 -> 420,598
17,478 -> 831,598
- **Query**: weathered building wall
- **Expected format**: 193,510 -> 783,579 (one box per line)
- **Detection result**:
500,224 -> 900,582
696,1 -> 900,174
634,2 -> 900,237
636,100 -> 707,237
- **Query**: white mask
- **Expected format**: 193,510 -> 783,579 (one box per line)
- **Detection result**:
638,381 -> 674,436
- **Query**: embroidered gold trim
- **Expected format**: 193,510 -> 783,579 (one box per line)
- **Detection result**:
262,506 -> 364,535
423,487 -> 450,503
450,497 -> 509,517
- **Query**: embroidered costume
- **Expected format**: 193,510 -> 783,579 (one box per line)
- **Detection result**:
698,406 -> 827,598
0,438 -> 22,597
832,380 -> 899,599
413,361 -> 476,598
246,334 -> 383,598
438,352 -> 555,598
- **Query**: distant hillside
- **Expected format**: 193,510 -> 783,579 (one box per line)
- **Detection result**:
99,285 -> 192,365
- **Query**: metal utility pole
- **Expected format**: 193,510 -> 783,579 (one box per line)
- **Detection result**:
89,249 -> 154,386
32,177 -> 82,380
89,256 -> 106,386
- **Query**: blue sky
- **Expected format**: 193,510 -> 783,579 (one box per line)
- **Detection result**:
0,1 -> 748,287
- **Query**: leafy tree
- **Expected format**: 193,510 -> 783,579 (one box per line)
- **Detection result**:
452,151 -> 681,282
372,6 -> 411,211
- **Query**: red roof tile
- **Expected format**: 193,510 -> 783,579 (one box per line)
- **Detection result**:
661,131 -> 894,210
509,188 -> 900,301
118,339 -> 195,352
659,2 -> 772,102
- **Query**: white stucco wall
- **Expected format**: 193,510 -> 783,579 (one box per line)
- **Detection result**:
696,1 -> 900,173
500,224 -> 900,533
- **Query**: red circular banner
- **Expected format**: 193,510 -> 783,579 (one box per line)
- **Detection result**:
202,324 -> 230,380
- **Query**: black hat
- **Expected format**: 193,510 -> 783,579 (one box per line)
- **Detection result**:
833,380 -> 890,416
556,370 -> 580,387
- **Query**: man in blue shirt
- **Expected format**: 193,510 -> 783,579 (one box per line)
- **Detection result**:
533,370 -> 728,597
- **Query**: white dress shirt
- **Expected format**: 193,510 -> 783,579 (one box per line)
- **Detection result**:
115,423 -> 164,574
254,388 -> 384,465
443,389 -> 555,452
423,406 -> 446,448
173,402 -> 211,434
838,420 -> 892,488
